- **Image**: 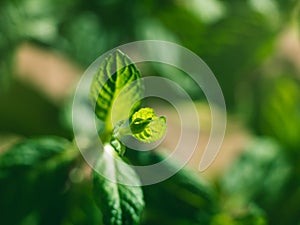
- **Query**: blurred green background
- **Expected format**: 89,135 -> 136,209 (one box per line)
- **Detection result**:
0,0 -> 300,224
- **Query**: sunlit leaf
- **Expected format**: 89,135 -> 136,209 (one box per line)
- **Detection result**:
90,50 -> 143,132
130,108 -> 166,143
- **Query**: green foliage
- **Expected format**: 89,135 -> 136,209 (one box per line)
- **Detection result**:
90,50 -> 168,225
138,0 -> 287,106
125,150 -> 218,225
260,76 -> 300,152
221,138 -> 291,207
130,108 -> 166,143
112,107 -> 167,146
211,207 -> 267,225
1,1 -> 299,224
93,144 -> 144,225
90,50 -> 143,132
220,138 -> 294,224
0,137 -> 70,169
0,137 -> 76,225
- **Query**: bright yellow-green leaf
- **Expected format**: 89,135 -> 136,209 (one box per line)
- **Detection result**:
130,108 -> 166,143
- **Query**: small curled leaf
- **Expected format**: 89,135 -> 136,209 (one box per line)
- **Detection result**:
130,108 -> 166,143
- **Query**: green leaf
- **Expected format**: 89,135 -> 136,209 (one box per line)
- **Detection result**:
130,108 -> 166,143
93,144 -> 144,225
221,138 -> 291,207
0,136 -> 70,169
0,137 -> 75,225
90,50 -> 143,132
260,76 -> 300,151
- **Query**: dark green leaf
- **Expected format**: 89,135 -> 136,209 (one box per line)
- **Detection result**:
0,136 -> 74,225
0,136 -> 70,169
93,144 -> 144,225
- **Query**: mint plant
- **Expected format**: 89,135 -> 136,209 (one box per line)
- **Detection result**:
89,50 -> 166,225
0,48 -> 271,225
0,50 -> 167,225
